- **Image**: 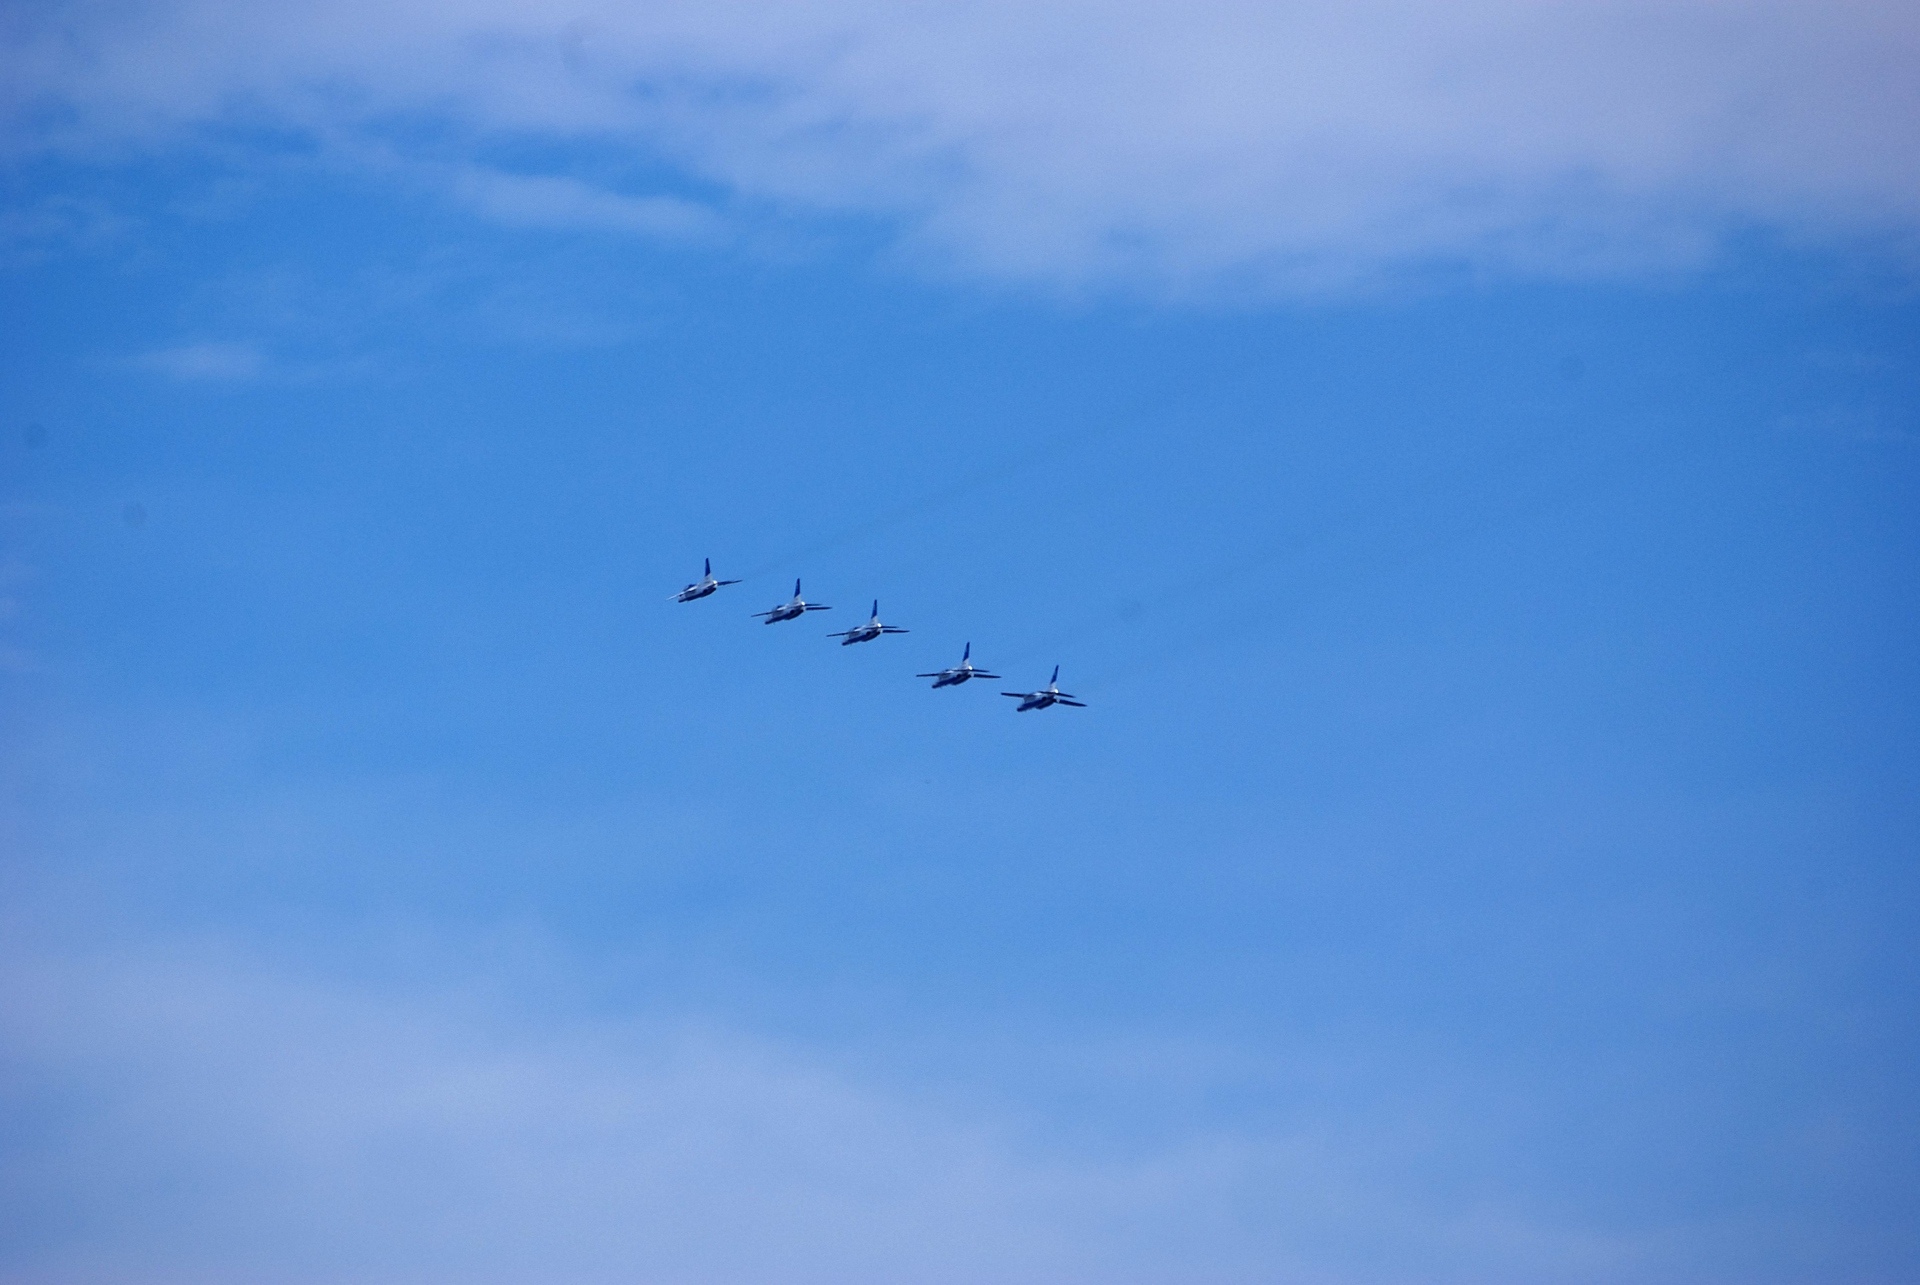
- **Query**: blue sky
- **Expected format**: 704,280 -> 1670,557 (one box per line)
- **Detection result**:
3,4 -> 1918,1282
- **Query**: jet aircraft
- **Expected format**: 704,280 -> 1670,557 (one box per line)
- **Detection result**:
917,642 -> 999,687
830,600 -> 909,646
1002,666 -> 1086,711
671,558 -> 741,603
753,578 -> 832,624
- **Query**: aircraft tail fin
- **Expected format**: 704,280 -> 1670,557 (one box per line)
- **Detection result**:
704,557 -> 712,576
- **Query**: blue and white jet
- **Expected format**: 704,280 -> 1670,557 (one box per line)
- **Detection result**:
1002,666 -> 1086,711
670,558 -> 741,603
830,600 -> 909,646
752,578 -> 832,624
917,642 -> 1000,687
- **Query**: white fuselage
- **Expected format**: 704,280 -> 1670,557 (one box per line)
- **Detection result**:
675,578 -> 720,602
1015,690 -> 1059,711
840,621 -> 883,644
763,598 -> 806,622
932,666 -> 976,687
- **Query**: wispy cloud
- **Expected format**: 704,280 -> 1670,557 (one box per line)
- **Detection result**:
122,339 -> 389,382
3,1 -> 1916,293
2,686 -> 1899,1285
0,922 -> 1697,1285
1776,406 -> 1915,444
0,193 -> 133,265
127,339 -> 267,381
442,164 -> 724,241
0,932 -> 1246,1284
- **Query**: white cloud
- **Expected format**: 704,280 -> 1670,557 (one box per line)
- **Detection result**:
4,1 -> 1918,292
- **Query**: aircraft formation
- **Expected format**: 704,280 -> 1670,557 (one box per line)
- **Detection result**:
671,559 -> 1085,712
